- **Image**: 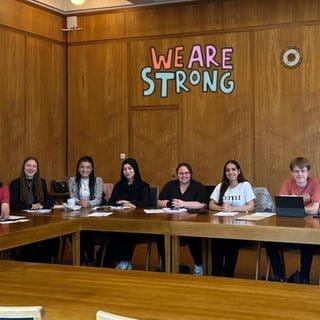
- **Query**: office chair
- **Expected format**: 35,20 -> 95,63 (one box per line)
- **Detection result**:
249,186 -> 274,280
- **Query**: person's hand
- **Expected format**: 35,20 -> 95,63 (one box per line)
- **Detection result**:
31,203 -> 43,210
303,193 -> 311,203
171,199 -> 184,208
1,203 -> 9,219
221,203 -> 232,212
79,199 -> 90,208
117,200 -> 136,208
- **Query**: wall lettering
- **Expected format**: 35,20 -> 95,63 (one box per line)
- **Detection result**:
141,44 -> 235,98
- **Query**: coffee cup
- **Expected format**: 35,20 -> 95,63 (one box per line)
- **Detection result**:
67,198 -> 76,207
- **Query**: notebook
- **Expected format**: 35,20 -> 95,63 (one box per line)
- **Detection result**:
274,195 -> 305,217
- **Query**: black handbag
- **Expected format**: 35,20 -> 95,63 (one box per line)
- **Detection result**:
51,180 -> 68,193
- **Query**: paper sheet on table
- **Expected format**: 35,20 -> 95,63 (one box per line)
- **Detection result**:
109,205 -> 131,211
235,212 -> 275,221
63,203 -> 81,211
214,211 -> 239,217
23,209 -> 52,214
163,208 -> 188,214
87,212 -> 114,217
144,209 -> 165,214
91,206 -> 109,211
53,204 -> 64,209
0,215 -> 30,224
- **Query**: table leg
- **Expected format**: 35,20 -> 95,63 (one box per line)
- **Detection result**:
72,231 -> 80,266
171,235 -> 180,273
164,233 -> 171,273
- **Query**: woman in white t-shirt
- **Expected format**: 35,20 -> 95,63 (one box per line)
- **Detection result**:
209,160 -> 255,277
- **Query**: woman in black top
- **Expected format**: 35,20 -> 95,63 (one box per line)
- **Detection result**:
107,158 -> 150,270
10,157 -> 53,211
109,158 -> 150,208
158,162 -> 208,275
10,156 -> 58,262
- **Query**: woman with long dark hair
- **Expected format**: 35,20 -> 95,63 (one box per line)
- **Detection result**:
107,158 -> 150,270
69,155 -> 104,265
68,155 -> 103,208
10,156 -> 53,211
209,160 -> 255,277
10,156 -> 57,262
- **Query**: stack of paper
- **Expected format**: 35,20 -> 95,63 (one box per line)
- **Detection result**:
23,209 -> 52,214
0,215 -> 30,224
235,212 -> 275,221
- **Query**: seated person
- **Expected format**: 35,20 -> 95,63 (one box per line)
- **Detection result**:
69,155 -> 104,265
106,158 -> 150,270
266,157 -> 320,284
0,181 -> 10,219
209,160 -> 255,277
158,162 -> 208,275
10,157 -> 58,263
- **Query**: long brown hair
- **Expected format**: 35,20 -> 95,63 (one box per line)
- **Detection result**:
20,156 -> 44,203
218,160 -> 247,205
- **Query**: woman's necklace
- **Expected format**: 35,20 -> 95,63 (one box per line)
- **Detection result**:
26,179 -> 33,190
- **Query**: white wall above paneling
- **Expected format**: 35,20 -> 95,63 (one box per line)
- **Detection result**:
25,0 -> 194,14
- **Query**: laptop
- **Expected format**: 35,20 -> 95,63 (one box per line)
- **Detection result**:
274,195 -> 306,217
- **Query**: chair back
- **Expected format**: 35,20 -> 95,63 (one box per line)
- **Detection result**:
149,186 -> 159,208
0,306 -> 44,319
204,185 -> 215,198
253,187 -> 274,212
103,183 -> 114,203
96,310 -> 137,320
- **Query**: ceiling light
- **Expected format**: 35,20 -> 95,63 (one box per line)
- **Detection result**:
70,0 -> 85,5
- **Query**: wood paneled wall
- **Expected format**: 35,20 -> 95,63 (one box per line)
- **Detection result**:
67,0 -> 320,195
0,0 -> 66,185
2,0 -> 320,197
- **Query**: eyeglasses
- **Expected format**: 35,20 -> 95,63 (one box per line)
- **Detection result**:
178,172 -> 190,175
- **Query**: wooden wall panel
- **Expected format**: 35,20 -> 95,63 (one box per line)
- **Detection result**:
128,32 -> 253,186
67,0 -> 320,43
124,1 -> 222,38
25,38 -> 66,182
254,25 -> 320,196
1,0 -> 65,42
222,0 -> 320,29
129,106 -> 180,188
67,42 -> 128,183
66,0 -> 320,192
67,12 -> 126,43
180,33 -> 253,186
0,30 -> 26,184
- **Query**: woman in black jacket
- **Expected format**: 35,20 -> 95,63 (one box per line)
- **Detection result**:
107,158 -> 150,270
10,156 -> 58,262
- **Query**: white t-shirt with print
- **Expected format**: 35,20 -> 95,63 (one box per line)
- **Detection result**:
210,181 -> 256,207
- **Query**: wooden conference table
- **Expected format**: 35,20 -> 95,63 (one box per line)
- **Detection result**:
169,211 -> 320,272
1,208 -> 320,273
0,213 -> 80,264
0,260 -> 319,320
